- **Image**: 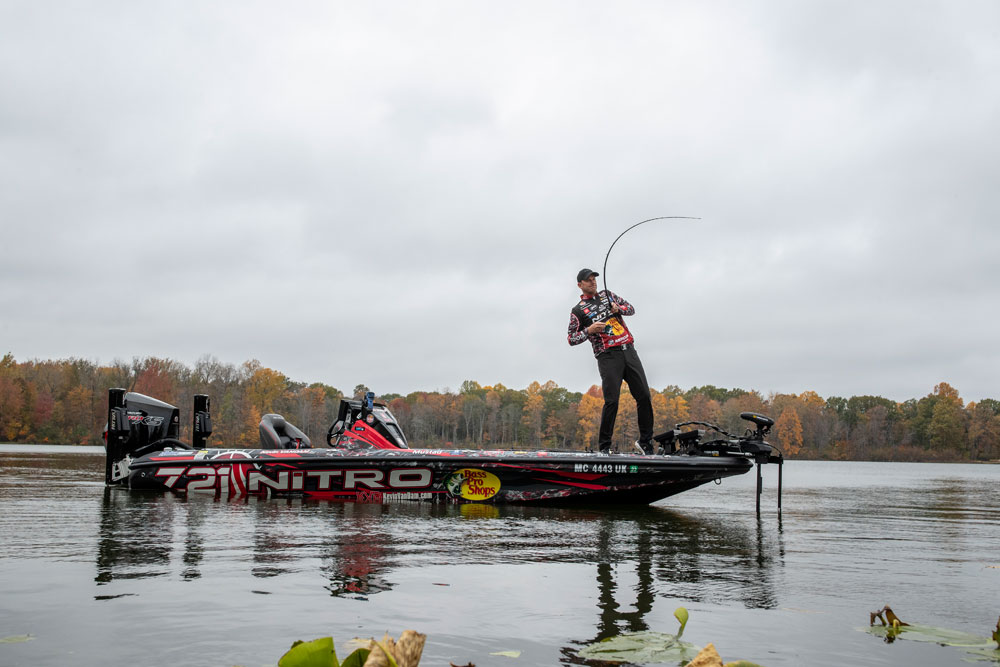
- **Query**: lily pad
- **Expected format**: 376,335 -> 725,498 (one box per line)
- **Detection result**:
577,630 -> 701,664
962,647 -> 1000,663
863,624 -> 994,648
278,637 -> 338,667
340,648 -> 371,667
489,650 -> 521,658
0,635 -> 33,644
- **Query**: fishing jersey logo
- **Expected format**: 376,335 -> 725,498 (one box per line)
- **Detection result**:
576,292 -> 632,348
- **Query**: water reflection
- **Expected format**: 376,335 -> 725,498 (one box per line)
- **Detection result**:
7,450 -> 996,667
594,518 -> 654,637
96,488 -> 177,584
535,506 -> 785,664
93,491 -> 785,611
319,503 -> 398,598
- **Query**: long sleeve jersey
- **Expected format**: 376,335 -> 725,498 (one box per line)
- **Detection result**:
567,290 -> 635,357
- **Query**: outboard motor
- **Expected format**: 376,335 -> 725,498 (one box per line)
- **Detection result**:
105,388 -> 186,485
259,414 -> 311,449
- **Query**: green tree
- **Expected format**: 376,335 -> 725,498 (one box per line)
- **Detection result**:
927,382 -> 965,453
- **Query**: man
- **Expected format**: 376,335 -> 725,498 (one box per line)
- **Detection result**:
567,268 -> 655,455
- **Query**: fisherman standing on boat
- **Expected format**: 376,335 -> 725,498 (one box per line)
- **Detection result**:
567,268 -> 654,455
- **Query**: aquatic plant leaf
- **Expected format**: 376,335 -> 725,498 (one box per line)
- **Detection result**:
363,636 -> 401,667
489,650 -> 521,658
884,607 -> 908,627
577,631 -> 700,664
992,617 -> 999,646
278,636 -> 338,667
395,630 -> 426,667
680,643 -> 768,667
0,635 -> 33,644
870,605 -> 909,628
675,607 -> 689,637
863,624 -> 994,648
339,648 -> 370,667
962,646 -> 1000,663
685,642 -> 721,666
344,638 -> 372,652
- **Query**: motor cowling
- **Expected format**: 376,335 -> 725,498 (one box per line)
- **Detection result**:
105,389 -> 181,484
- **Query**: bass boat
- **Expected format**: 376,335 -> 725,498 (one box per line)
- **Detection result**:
103,388 -> 783,507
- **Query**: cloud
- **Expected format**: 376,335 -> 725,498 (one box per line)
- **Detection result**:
1,0 -> 998,402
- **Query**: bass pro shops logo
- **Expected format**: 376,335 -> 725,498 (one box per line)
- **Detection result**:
444,468 -> 500,501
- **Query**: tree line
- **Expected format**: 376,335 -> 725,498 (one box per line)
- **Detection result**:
1,353 -> 998,461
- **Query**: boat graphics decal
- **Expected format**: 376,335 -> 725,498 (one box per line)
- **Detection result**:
444,468 -> 501,501
152,463 -> 435,498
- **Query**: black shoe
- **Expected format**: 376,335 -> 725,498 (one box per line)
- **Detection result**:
598,446 -> 611,456
634,440 -> 655,455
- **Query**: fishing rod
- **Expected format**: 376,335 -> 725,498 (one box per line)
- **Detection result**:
599,216 -> 700,323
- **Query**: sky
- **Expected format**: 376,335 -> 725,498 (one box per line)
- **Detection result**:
2,1 -> 998,403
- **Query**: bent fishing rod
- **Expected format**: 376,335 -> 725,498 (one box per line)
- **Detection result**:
599,215 -> 700,325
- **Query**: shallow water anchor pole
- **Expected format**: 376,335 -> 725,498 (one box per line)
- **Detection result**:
755,462 -> 763,515
777,459 -> 783,515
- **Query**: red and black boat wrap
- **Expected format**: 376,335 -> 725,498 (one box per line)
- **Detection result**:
104,389 -> 781,506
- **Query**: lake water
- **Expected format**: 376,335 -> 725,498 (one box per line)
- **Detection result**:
1,445 -> 998,666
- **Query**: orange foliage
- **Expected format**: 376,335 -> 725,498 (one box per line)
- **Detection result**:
577,393 -> 603,448
775,407 -> 803,457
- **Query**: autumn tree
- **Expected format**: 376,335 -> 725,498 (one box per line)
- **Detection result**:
928,382 -> 966,454
5,352 -> 1000,463
521,382 -> 545,448
774,407 -> 803,457
577,386 -> 603,450
967,400 -> 1000,461
0,354 -> 24,440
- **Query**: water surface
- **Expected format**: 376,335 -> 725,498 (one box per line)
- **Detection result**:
1,446 -> 998,666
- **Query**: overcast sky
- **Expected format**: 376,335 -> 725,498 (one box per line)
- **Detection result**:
2,1 -> 998,403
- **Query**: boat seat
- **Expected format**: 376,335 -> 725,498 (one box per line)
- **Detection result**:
259,414 -> 312,449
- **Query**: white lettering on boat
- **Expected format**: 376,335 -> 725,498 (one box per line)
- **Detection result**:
154,466 -> 433,494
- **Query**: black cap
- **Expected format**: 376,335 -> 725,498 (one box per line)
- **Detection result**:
576,268 -> 599,282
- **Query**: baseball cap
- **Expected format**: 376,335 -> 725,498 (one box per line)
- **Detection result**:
576,268 -> 599,282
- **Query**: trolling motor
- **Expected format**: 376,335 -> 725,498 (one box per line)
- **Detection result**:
738,412 -> 784,515
650,411 -> 784,515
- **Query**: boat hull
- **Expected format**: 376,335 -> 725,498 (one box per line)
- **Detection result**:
125,447 -> 753,505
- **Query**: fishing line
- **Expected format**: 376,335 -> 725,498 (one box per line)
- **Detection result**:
600,216 -> 700,320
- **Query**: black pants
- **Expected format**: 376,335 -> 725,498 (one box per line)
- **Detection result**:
597,344 -> 653,450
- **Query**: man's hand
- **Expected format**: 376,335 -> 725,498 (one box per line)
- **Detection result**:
610,303 -> 621,314
586,321 -> 605,335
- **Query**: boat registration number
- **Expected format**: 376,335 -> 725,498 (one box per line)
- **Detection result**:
573,463 -> 638,474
